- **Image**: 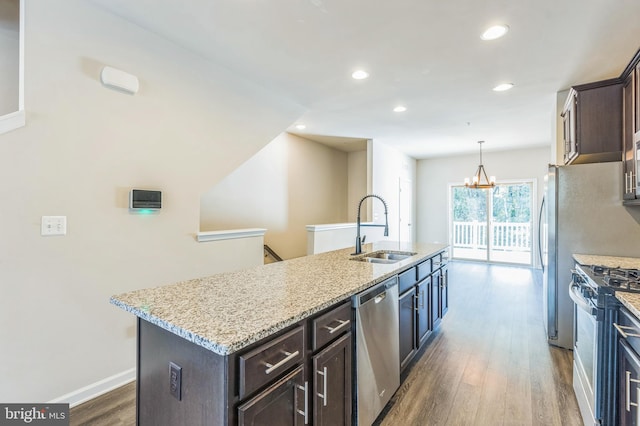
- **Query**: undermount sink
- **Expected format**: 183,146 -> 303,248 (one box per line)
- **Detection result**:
351,250 -> 417,264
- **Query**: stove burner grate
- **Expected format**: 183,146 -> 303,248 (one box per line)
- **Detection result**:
588,265 -> 640,293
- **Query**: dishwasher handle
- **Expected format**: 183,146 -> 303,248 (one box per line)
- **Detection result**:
353,277 -> 398,308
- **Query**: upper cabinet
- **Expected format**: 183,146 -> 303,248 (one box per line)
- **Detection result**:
562,79 -> 622,165
622,50 -> 640,205
0,0 -> 24,136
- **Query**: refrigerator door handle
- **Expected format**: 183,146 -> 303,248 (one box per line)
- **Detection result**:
537,197 -> 546,273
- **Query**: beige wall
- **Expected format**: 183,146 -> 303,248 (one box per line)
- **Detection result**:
347,149 -> 368,221
370,140 -> 417,241
416,146 -> 551,264
0,1 -> 303,402
200,133 -> 349,259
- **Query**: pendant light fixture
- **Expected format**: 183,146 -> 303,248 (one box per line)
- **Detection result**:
464,141 -> 496,189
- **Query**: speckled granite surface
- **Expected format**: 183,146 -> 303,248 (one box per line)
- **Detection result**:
573,254 -> 640,270
111,241 -> 447,356
617,292 -> 640,319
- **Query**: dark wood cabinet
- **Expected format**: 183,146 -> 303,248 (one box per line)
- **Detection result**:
398,250 -> 449,373
614,307 -> 640,425
440,267 -> 449,318
431,270 -> 441,330
618,339 -> 640,425
238,365 -> 306,426
416,278 -> 431,346
622,50 -> 640,205
312,333 -> 352,426
399,286 -> 417,371
561,79 -> 622,165
623,71 -> 636,200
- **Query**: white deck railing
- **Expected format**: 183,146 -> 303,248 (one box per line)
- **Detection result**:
452,221 -> 531,252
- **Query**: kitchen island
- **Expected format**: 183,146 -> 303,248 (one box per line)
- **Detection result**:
111,241 -> 449,426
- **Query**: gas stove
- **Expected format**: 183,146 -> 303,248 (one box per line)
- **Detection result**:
576,263 -> 640,294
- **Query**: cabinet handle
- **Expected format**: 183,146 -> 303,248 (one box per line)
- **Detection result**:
626,371 -> 640,412
414,293 -> 420,312
420,288 -> 425,308
626,172 -> 630,193
614,323 -> 640,339
296,381 -> 309,425
264,350 -> 299,374
317,367 -> 328,407
323,319 -> 350,334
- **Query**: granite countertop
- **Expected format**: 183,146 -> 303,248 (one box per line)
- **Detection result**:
573,253 -> 640,320
573,254 -> 640,269
111,241 -> 448,356
617,292 -> 640,320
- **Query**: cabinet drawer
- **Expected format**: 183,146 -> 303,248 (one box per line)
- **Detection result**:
312,301 -> 351,351
398,267 -> 417,294
239,325 -> 305,399
417,259 -> 432,281
432,252 -> 448,271
617,308 -> 640,356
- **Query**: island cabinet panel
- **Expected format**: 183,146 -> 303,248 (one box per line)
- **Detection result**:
137,319 -> 229,426
399,287 -> 417,371
237,365 -> 306,426
440,267 -> 449,317
311,301 -> 351,352
431,270 -> 442,330
398,266 -> 417,294
238,325 -> 305,400
312,332 -> 352,426
417,259 -> 432,282
416,277 -> 431,347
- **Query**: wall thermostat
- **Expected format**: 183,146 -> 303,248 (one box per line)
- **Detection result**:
130,189 -> 162,210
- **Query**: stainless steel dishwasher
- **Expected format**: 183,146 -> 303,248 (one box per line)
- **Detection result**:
352,276 -> 400,426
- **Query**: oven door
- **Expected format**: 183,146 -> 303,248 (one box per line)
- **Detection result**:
570,281 -> 600,425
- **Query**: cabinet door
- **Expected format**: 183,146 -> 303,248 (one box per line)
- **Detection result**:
432,270 -> 441,330
416,278 -> 431,346
313,333 -> 352,426
562,93 -> 577,164
238,365 -> 306,426
399,288 -> 417,371
618,339 -> 640,426
440,268 -> 449,318
623,73 -> 636,200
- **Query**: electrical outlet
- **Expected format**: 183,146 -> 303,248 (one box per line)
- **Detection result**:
41,216 -> 67,236
169,362 -> 182,401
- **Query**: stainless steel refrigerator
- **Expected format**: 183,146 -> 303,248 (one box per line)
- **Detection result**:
540,161 -> 640,349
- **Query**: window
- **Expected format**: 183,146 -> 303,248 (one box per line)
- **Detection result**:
450,181 -> 534,265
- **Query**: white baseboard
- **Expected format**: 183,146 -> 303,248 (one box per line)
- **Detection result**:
49,368 -> 136,408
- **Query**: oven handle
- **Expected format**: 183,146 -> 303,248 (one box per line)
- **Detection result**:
614,323 -> 640,339
569,282 -> 595,316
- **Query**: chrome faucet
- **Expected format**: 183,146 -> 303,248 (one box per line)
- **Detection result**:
353,194 -> 389,255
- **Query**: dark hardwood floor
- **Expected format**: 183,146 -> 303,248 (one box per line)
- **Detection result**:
70,261 -> 582,425
378,261 -> 582,426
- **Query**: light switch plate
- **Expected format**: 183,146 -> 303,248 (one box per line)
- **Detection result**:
41,216 -> 67,236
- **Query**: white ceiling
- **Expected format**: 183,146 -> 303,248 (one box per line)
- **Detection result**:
90,0 -> 640,159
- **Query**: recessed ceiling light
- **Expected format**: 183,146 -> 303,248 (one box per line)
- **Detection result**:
295,124 -> 306,130
352,70 -> 369,80
393,106 -> 407,112
481,25 -> 509,40
493,83 -> 514,92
